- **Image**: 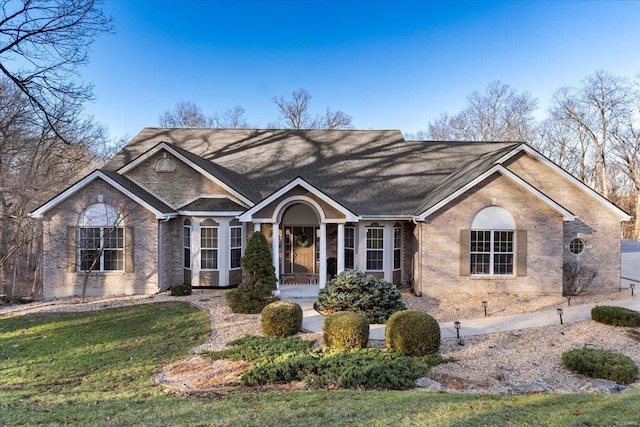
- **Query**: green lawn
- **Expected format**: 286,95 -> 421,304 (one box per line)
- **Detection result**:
1,302 -> 638,426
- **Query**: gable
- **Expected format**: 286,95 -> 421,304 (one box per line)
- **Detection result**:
504,149 -> 631,222
120,145 -> 251,210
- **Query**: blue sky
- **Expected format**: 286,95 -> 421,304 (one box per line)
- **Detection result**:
82,0 -> 640,140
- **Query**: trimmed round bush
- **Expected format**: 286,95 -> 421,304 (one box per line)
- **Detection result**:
323,311 -> 369,350
591,305 -> 640,327
261,301 -> 303,337
170,284 -> 192,296
562,348 -> 639,385
317,270 -> 406,324
385,310 -> 441,356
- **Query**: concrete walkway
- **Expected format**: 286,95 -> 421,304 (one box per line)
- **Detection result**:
294,296 -> 640,340
289,240 -> 640,340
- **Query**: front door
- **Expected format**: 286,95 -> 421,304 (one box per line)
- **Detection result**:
284,226 -> 317,273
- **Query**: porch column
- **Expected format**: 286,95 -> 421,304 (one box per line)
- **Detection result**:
319,222 -> 327,289
272,222 -> 280,295
337,223 -> 345,274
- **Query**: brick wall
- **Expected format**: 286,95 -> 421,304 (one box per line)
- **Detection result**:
418,173 -> 565,296
41,178 -> 160,298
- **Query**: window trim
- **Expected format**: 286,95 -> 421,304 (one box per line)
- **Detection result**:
200,225 -> 219,271
229,225 -> 242,270
183,221 -> 191,270
344,225 -> 355,270
569,238 -> 585,255
365,226 -> 384,272
470,229 -> 514,276
78,226 -> 125,272
393,226 -> 402,271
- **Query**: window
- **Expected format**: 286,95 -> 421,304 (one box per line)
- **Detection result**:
183,219 -> 191,270
569,238 -> 585,255
78,203 -> 124,272
344,226 -> 355,270
366,227 -> 384,271
393,227 -> 402,270
201,225 -> 218,270
230,226 -> 242,269
470,230 -> 514,275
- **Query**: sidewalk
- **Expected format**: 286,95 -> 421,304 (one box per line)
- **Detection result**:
294,296 -> 640,341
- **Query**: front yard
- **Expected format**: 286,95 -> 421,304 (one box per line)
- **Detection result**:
1,299 -> 640,426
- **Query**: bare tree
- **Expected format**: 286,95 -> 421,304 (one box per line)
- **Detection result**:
427,81 -> 538,142
159,100 -> 215,128
272,88 -> 353,130
0,77 -> 103,298
0,0 -> 113,141
547,71 -> 631,199
212,105 -> 250,128
563,261 -> 597,306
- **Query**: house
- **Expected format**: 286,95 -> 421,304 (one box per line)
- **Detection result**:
29,128 -> 631,299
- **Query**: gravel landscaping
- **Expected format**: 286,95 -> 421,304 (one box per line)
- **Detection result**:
2,288 -> 639,395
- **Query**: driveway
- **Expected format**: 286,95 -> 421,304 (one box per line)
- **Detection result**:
622,239 -> 640,288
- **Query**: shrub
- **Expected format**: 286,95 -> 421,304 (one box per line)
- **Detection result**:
323,311 -> 369,350
591,305 -> 640,327
206,335 -> 454,390
170,284 -> 192,296
317,270 -> 406,323
385,310 -> 441,356
226,231 -> 277,314
562,348 -> 639,385
261,301 -> 303,337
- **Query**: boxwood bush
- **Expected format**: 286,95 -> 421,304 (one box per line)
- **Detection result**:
261,301 -> 302,337
317,270 -> 406,323
591,305 -> 640,327
170,284 -> 192,296
562,348 -> 639,385
323,311 -> 369,350
386,310 -> 441,356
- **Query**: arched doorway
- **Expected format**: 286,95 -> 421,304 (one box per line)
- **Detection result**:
281,203 -> 320,281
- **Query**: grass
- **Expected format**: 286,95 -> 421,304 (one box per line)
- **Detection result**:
1,302 -> 639,426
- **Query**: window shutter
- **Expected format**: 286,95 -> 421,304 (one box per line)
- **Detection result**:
67,226 -> 77,273
517,230 -> 527,277
125,227 -> 135,273
460,229 -> 470,276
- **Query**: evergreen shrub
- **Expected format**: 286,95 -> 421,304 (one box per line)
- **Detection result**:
226,231 -> 277,314
317,270 -> 406,323
591,306 -> 640,327
385,310 -> 441,356
562,348 -> 638,385
261,301 -> 303,337
323,311 -> 369,350
170,284 -> 192,296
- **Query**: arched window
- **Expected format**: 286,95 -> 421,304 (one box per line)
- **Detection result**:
78,203 -> 124,272
470,207 -> 515,275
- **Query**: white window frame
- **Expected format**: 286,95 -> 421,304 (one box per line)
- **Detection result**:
366,226 -> 384,271
393,226 -> 402,271
470,230 -> 514,276
183,221 -> 191,270
200,225 -> 219,271
229,225 -> 242,270
344,226 -> 355,270
79,226 -> 124,272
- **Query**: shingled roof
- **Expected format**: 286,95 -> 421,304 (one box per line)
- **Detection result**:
104,128 -> 520,216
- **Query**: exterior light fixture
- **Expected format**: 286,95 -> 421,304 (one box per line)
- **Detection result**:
631,283 -> 635,296
482,300 -> 488,317
557,308 -> 564,325
454,320 -> 461,339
